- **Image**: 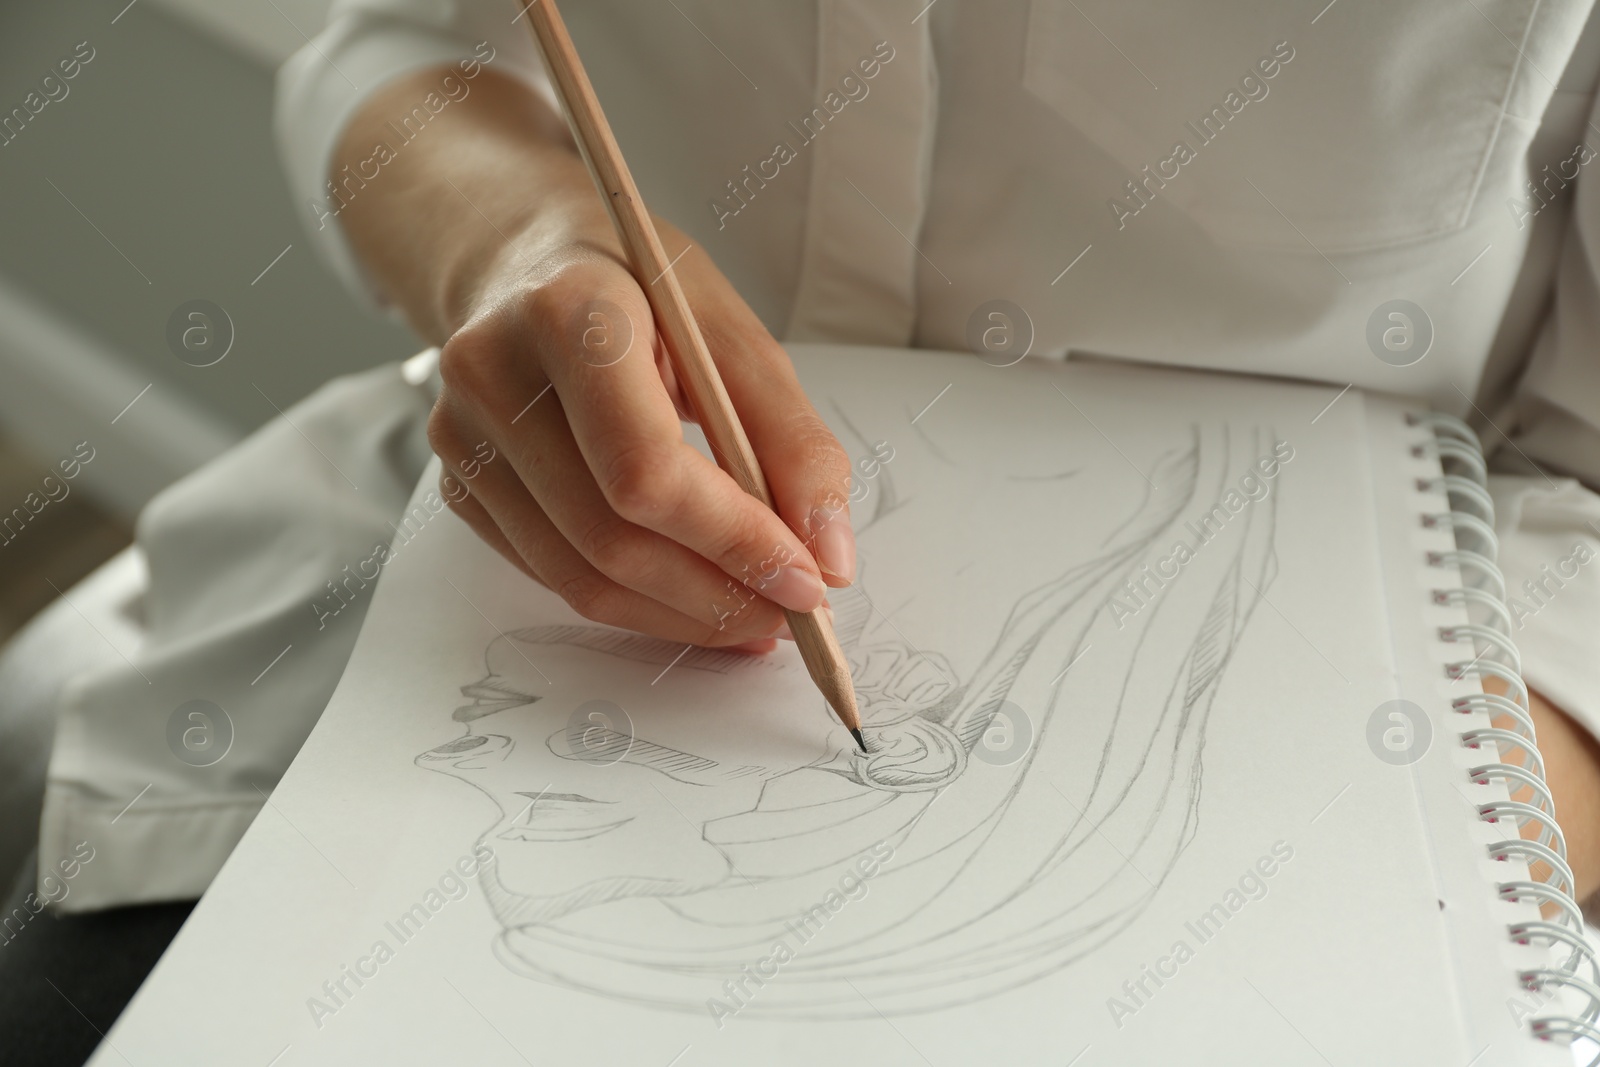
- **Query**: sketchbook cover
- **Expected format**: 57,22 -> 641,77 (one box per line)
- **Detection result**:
90,346 -> 1563,1066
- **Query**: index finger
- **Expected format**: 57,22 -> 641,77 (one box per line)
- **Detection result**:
524,272 -> 830,615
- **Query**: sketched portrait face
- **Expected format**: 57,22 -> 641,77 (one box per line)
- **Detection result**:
417,632 -> 837,922
415,423 -> 1282,1019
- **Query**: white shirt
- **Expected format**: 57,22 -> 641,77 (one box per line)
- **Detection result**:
40,0 -> 1600,912
278,0 -> 1600,719
278,0 -> 1591,408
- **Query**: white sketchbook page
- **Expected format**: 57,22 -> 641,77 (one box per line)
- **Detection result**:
94,347 -> 1563,1066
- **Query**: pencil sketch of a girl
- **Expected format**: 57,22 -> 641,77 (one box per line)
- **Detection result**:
416,422 -> 1278,1020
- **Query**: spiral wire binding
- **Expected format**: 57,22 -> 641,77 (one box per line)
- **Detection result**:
1411,411 -> 1600,1060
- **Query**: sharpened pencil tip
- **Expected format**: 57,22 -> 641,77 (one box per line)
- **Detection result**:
850,727 -> 867,753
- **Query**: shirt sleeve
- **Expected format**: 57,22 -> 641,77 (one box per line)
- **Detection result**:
272,0 -> 555,309
1488,474 -> 1600,741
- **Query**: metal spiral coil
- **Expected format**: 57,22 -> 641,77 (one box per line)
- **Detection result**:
1411,410 -> 1599,1060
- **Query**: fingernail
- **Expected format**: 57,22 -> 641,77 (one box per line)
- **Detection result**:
757,566 -> 826,613
811,507 -> 856,583
774,621 -> 795,641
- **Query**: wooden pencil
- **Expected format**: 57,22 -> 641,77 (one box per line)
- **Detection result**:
517,0 -> 866,751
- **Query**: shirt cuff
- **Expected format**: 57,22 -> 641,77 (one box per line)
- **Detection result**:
1489,474 -> 1600,741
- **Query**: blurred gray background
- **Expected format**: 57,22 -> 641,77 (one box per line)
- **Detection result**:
0,0 -> 418,637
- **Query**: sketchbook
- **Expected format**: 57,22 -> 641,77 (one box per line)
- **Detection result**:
93,345 -> 1594,1065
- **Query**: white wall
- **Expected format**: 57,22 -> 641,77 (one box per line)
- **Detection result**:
148,0 -> 334,66
0,0 -> 416,519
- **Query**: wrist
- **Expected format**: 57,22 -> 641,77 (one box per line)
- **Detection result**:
435,160 -> 615,336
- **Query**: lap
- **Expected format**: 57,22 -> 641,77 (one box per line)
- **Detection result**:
0,852 -> 191,1067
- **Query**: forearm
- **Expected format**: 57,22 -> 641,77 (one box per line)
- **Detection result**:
1524,685 -> 1600,902
1480,675 -> 1600,904
330,66 -> 599,342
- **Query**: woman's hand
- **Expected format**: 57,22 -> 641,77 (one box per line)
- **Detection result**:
333,67 -> 855,650
429,205 -> 858,649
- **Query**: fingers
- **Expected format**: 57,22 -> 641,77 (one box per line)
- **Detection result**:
432,400 -> 785,645
725,637 -> 780,655
433,237 -> 852,645
437,473 -> 542,584
497,276 -> 832,613
501,394 -> 796,635
679,263 -> 857,587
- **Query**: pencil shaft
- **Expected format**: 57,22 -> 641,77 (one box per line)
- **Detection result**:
519,0 -> 861,737
523,0 -> 765,503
